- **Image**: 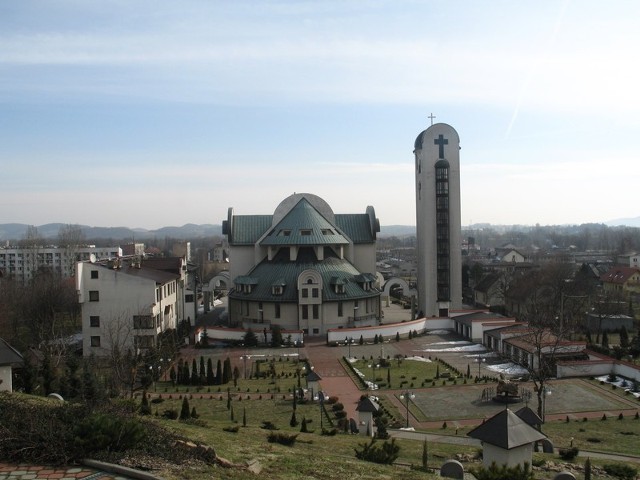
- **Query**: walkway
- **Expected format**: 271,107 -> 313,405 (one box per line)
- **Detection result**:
0,461 -> 159,480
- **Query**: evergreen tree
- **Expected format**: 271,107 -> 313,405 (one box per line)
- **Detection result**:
233,366 -> 240,387
620,326 -> 630,349
215,359 -> 223,385
140,391 -> 152,415
602,330 -> 609,349
422,439 -> 428,470
271,325 -> 283,347
191,407 -> 198,418
170,365 -> 177,385
180,397 -> 191,420
81,359 -> 101,406
199,356 -> 206,380
584,457 -> 592,480
466,364 -> 471,378
359,335 -> 364,345
290,410 -> 298,427
223,357 -> 232,384
191,359 -> 199,385
586,330 -> 593,344
387,368 -> 391,387
374,334 -> 379,344
181,363 -> 190,386
300,417 -> 309,433
436,364 -> 440,379
243,407 -> 247,427
41,352 -> 55,395
243,329 -> 258,347
176,359 -> 184,384
207,358 -> 215,385
66,354 -> 81,398
395,332 -> 400,342
19,356 -> 37,394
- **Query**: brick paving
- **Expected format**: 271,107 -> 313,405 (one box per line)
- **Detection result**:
0,464 -> 135,480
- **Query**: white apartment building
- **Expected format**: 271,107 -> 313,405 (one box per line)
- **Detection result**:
77,257 -> 180,357
0,245 -> 126,280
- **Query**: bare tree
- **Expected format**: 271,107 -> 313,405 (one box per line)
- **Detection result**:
20,225 -> 44,281
57,224 -> 86,277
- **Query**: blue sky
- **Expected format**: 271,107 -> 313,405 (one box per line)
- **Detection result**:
1,0 -> 639,229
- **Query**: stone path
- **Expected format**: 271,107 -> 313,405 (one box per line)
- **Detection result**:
0,464 -> 131,480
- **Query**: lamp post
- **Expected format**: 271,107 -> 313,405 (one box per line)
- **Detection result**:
294,340 -> 303,363
346,337 -> 354,359
542,386 -> 552,424
241,354 -> 249,379
318,391 -> 325,430
475,357 -> 486,377
367,363 -> 380,389
399,390 -> 415,428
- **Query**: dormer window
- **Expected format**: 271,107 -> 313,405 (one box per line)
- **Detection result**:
300,229 -> 312,236
272,285 -> 283,295
321,229 -> 333,235
335,284 -> 345,294
278,230 -> 291,236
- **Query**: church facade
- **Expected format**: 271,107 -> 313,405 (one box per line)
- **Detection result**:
222,193 -> 382,336
414,123 -> 462,317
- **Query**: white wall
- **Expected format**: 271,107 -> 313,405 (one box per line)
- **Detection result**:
0,365 -> 12,392
483,443 -> 533,469
203,326 -> 303,344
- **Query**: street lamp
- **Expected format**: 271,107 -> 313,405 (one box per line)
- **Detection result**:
399,390 -> 416,428
241,354 -> 250,379
542,386 -> 552,424
345,337 -> 354,359
367,363 -> 380,389
475,357 -> 486,377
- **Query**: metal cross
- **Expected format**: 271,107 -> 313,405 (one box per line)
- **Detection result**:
428,113 -> 436,126
434,134 -> 448,158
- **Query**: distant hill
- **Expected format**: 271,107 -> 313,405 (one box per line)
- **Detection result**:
0,223 -> 223,242
605,216 -> 640,227
378,225 -> 416,237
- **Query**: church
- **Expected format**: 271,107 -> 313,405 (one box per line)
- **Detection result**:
222,193 -> 382,336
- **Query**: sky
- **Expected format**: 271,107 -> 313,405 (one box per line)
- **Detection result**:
1,0 -> 639,230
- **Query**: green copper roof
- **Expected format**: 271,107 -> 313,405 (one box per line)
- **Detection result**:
229,248 -> 379,303
335,214 -> 375,244
261,198 -> 349,246
230,215 -> 272,245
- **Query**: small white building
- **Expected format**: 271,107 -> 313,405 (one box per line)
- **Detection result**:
77,258 -> 181,357
468,408 -> 546,469
0,337 -> 23,392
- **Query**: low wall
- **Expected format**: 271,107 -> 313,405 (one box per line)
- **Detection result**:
557,351 -> 640,381
327,317 -> 455,344
200,326 -> 304,345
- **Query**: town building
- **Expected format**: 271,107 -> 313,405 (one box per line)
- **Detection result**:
222,193 -> 381,335
600,266 -> 640,298
76,256 -> 185,356
0,244 -> 131,280
414,123 -> 462,317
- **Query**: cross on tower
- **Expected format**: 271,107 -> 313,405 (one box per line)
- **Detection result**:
428,113 -> 436,126
434,134 -> 448,158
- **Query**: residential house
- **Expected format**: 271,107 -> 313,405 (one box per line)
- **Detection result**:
77,257 -> 182,357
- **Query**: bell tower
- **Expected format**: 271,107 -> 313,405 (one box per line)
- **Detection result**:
414,123 -> 462,317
